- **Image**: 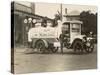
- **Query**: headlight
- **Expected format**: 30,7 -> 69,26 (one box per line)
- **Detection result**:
87,38 -> 91,42
87,37 -> 93,41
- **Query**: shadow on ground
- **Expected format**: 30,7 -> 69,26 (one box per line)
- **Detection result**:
24,50 -> 91,55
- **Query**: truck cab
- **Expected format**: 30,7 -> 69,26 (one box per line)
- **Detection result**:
61,20 -> 94,53
61,21 -> 84,44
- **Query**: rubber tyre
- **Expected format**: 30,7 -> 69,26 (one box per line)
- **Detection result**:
35,40 -> 46,53
73,40 -> 83,53
85,43 -> 94,53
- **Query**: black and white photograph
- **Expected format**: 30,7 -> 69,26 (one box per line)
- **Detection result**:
11,1 -> 97,74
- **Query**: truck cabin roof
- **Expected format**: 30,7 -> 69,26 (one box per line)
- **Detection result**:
63,20 -> 83,24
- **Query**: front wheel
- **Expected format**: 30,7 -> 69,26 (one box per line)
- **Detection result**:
73,40 -> 83,53
85,43 -> 94,53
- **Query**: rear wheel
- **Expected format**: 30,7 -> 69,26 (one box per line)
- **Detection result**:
73,40 -> 83,53
35,40 -> 46,53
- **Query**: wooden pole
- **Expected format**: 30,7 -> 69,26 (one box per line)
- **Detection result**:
60,3 -> 62,21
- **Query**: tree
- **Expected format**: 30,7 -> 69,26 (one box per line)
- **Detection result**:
80,11 -> 97,35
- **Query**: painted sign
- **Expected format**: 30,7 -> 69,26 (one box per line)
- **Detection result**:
28,27 -> 58,42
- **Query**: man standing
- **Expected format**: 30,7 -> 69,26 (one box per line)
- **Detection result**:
59,23 -> 70,54
59,31 -> 66,54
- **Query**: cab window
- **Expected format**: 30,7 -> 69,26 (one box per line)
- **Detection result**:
72,23 -> 80,32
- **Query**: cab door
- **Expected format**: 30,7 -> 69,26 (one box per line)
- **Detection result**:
70,23 -> 81,43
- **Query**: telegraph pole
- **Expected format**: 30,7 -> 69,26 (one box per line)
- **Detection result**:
60,3 -> 62,21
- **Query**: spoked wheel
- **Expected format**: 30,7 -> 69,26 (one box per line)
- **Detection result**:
85,43 -> 94,53
73,40 -> 83,53
35,40 -> 46,53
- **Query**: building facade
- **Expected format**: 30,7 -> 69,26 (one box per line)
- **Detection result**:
11,2 -> 52,46
63,10 -> 80,21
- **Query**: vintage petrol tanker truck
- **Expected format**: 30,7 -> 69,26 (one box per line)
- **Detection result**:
28,20 -> 94,54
